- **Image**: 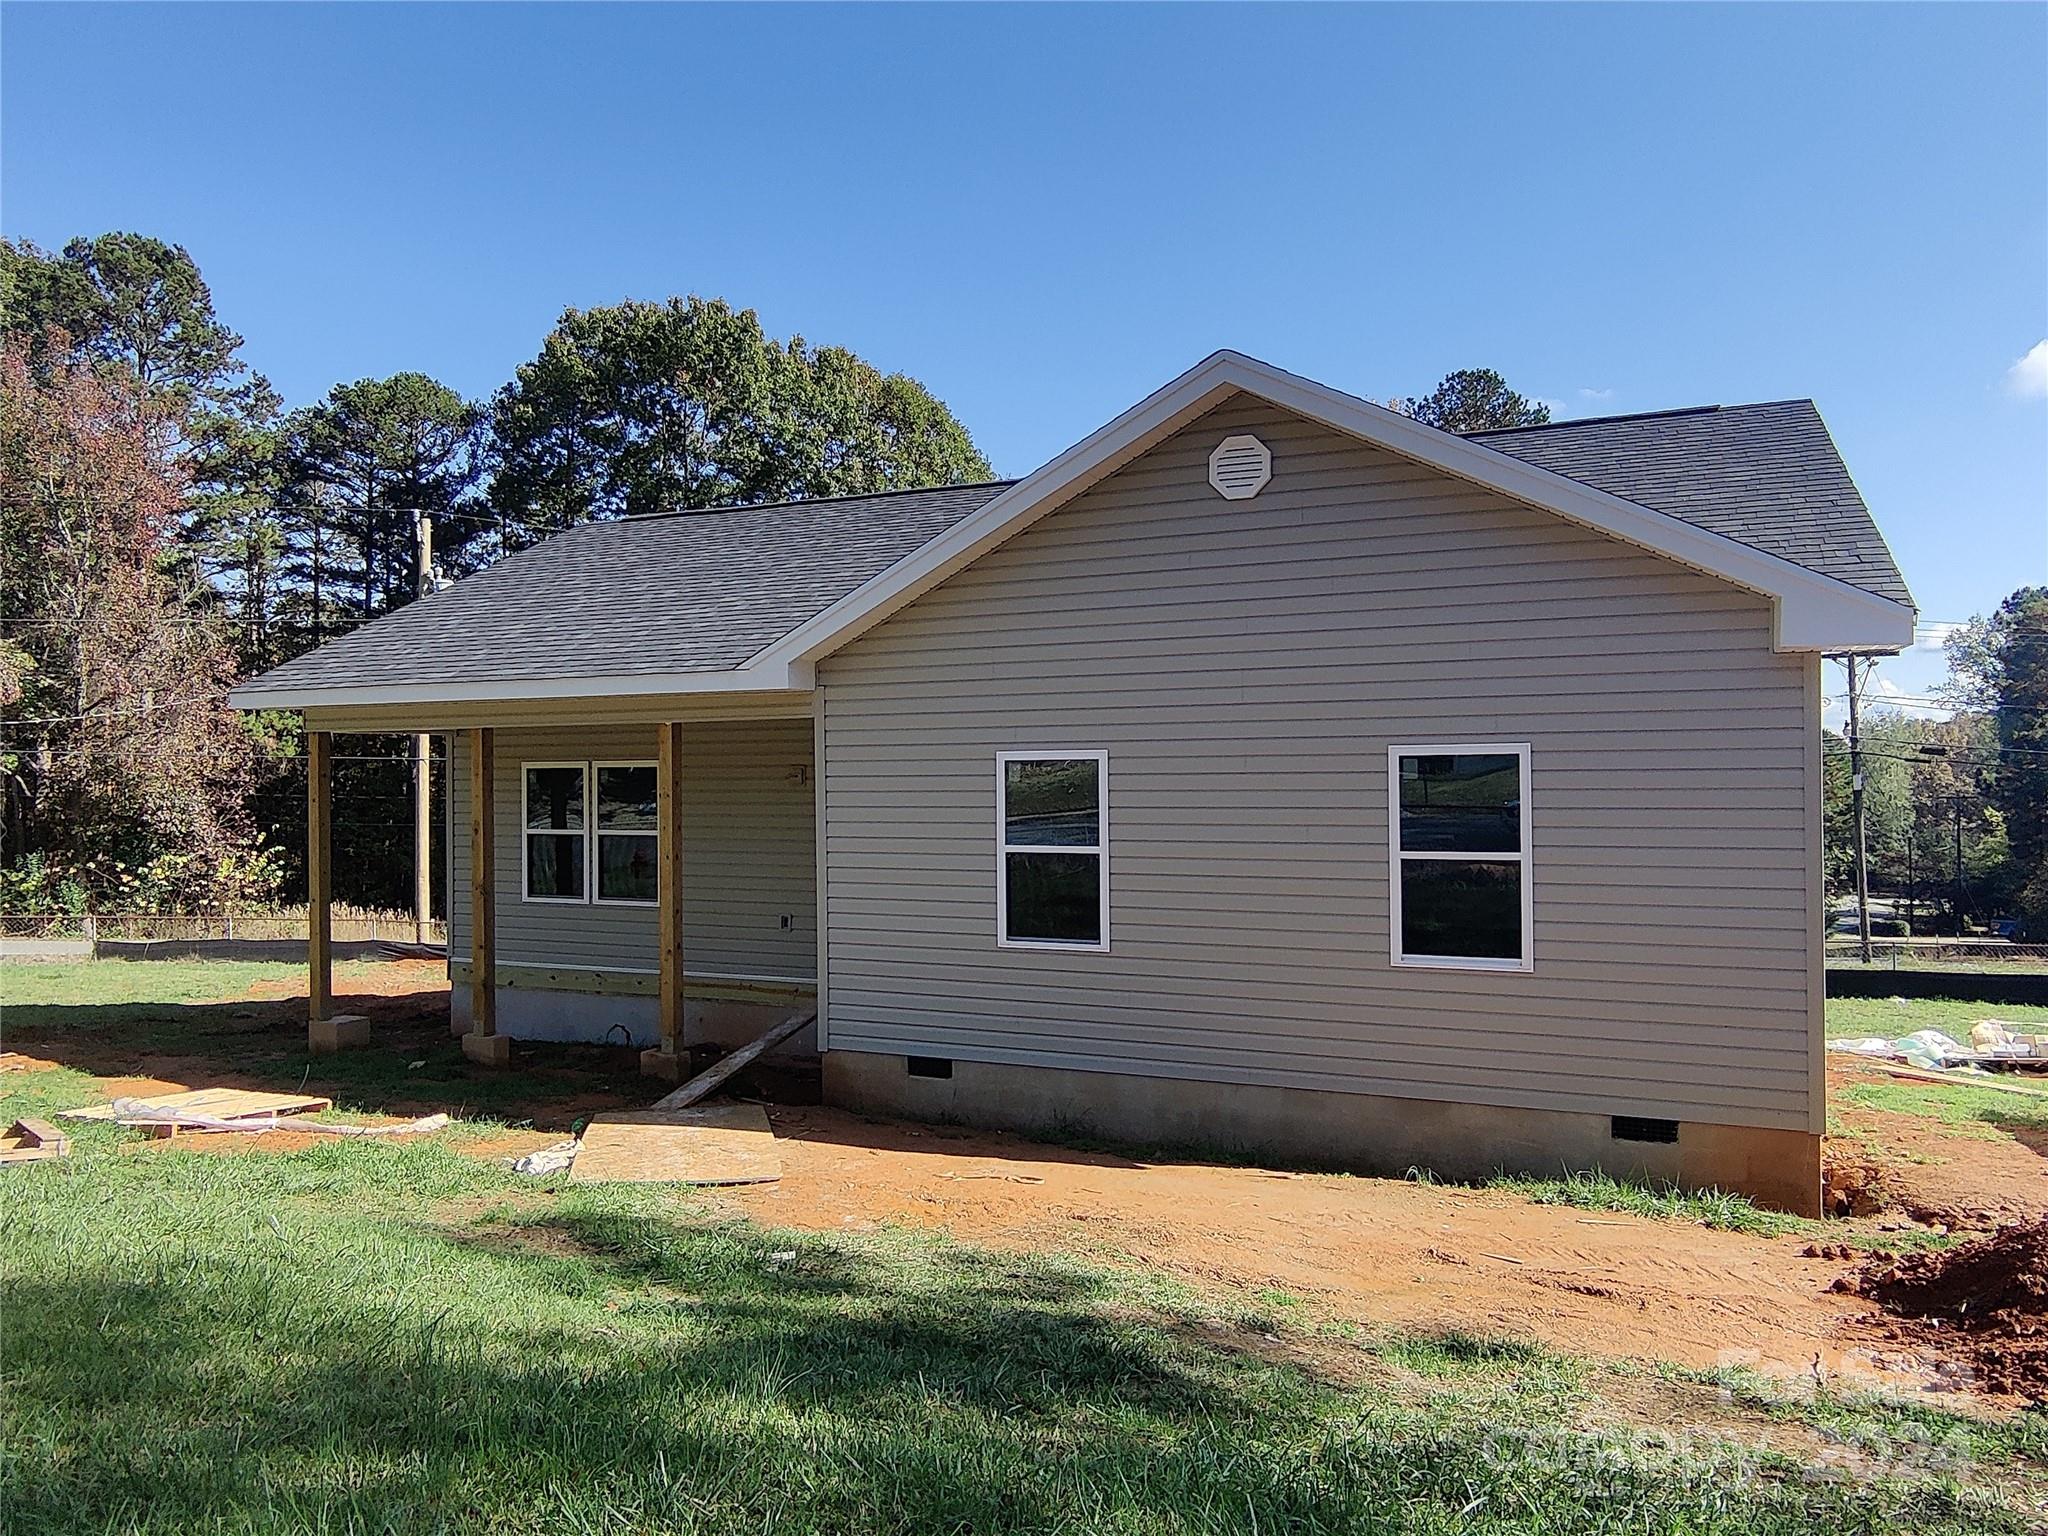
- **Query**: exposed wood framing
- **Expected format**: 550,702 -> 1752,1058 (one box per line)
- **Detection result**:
468,726 -> 496,1036
445,961 -> 811,1005
657,721 -> 686,1054
307,729 -> 333,1023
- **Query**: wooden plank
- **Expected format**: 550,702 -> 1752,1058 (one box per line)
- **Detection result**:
657,720 -> 685,1054
469,726 -> 496,1037
569,1104 -> 780,1185
1861,1061 -> 2048,1098
308,729 -> 333,1023
60,1088 -> 334,1122
0,1117 -> 70,1163
58,1088 -> 334,1125
650,1010 -> 816,1111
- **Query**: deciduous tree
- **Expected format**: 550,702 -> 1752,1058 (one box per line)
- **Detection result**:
0,334 -> 272,912
488,297 -> 990,537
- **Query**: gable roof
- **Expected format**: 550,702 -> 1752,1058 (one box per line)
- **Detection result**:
1470,400 -> 1911,606
230,351 -> 1915,711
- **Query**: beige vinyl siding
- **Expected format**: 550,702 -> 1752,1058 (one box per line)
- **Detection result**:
818,398 -> 1823,1132
448,718 -> 815,981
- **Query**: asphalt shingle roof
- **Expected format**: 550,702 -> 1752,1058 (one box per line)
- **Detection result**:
242,481 -> 1014,693
1468,400 -> 1912,606
241,394 -> 1911,699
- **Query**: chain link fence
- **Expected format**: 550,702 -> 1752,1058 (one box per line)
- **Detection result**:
0,910 -> 446,946
1825,938 -> 2048,973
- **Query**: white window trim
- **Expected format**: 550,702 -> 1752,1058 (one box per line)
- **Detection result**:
520,761 -> 591,905
591,759 -> 660,908
1387,742 -> 1533,974
995,748 -> 1110,954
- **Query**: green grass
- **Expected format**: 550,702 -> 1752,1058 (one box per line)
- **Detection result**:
0,956 -> 380,1010
1,962 -> 2041,1530
1485,1166 -> 1814,1237
1837,1078 -> 2048,1137
5,1134 -> 2034,1535
0,957 -> 637,1130
1824,995 -> 2048,1040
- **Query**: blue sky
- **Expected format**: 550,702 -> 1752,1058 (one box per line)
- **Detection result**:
6,3 -> 2043,717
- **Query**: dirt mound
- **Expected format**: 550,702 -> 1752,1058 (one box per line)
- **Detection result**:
1842,1221 -> 2048,1400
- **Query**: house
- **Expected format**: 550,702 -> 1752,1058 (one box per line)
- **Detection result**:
229,351 -> 1915,1215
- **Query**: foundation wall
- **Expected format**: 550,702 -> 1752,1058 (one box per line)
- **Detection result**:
824,1048 -> 1822,1215
452,984 -> 817,1054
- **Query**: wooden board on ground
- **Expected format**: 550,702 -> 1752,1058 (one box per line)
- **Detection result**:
569,1103 -> 781,1186
58,1087 -> 333,1135
649,1010 -> 816,1112
0,1117 -> 69,1165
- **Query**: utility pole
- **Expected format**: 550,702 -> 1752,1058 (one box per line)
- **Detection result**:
1953,797 -> 1966,929
1844,654 -> 1873,964
414,512 -> 435,947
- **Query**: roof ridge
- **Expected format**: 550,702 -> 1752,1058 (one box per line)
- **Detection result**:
1467,398 -> 1819,437
620,478 -> 1017,524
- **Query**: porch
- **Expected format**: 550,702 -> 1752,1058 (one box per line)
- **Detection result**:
302,700 -> 819,1080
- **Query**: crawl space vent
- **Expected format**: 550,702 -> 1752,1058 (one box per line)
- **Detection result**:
1207,434 -> 1272,500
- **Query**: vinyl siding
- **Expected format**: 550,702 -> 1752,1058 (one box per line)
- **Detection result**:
448,718 -> 816,981
817,398 -> 1824,1132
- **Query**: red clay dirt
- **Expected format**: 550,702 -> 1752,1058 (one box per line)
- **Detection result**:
1840,1221 -> 2048,1400
1825,1057 -> 2048,1230
718,1104 -> 1983,1400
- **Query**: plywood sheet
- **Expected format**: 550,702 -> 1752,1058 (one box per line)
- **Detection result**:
569,1104 -> 781,1186
58,1087 -> 333,1128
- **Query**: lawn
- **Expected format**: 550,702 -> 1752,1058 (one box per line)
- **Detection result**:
2,961 -> 2043,1533
1824,995 -> 2048,1041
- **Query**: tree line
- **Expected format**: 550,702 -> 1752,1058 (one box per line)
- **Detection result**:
1,232 -> 993,915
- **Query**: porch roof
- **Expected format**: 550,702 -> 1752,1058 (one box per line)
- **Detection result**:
229,480 -> 1012,709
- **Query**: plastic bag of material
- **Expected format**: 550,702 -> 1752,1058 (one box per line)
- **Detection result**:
1894,1030 -> 1965,1069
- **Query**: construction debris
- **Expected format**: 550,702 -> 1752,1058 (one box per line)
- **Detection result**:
650,1011 -> 816,1112
59,1087 -> 333,1136
56,1087 -> 449,1139
570,1103 -> 781,1186
1829,1020 -> 2048,1074
0,1117 -> 70,1166
512,1138 -> 580,1177
103,1099 -> 451,1138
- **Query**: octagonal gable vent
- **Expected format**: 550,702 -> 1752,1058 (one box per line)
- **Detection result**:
1208,434 -> 1272,501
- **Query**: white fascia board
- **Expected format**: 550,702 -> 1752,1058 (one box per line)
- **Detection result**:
226,659 -> 813,712
749,349 -> 1915,665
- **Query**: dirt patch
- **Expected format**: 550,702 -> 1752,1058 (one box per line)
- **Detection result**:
1839,1221 -> 2048,1402
1827,1059 -> 2048,1230
241,958 -> 449,1003
715,1105 -> 2014,1403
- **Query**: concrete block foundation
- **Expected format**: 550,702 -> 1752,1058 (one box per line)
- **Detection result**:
823,1050 -> 1823,1217
460,1032 -> 513,1068
308,1014 -> 369,1054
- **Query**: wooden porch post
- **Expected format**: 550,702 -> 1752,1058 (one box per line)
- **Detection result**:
307,730 -> 333,1024
306,730 -> 367,1053
462,726 -> 510,1066
645,720 -> 686,1080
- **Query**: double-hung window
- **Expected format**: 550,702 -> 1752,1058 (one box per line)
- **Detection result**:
523,763 -> 589,903
1389,744 -> 1532,971
520,760 -> 659,906
593,763 -> 659,905
997,750 -> 1109,951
